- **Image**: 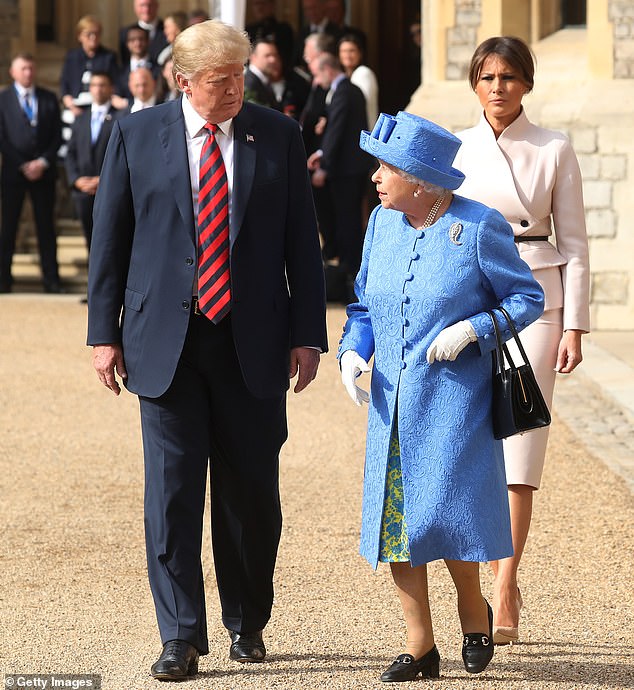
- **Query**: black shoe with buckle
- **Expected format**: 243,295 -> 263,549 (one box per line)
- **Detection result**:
380,645 -> 441,682
229,630 -> 266,662
462,600 -> 494,673
150,639 -> 199,681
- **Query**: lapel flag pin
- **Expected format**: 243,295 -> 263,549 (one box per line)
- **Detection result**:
246,134 -> 255,143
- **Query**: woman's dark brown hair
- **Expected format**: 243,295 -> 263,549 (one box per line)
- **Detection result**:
468,36 -> 535,92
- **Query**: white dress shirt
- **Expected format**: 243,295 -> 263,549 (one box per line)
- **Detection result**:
90,103 -> 109,143
130,95 -> 157,113
181,93 -> 235,228
14,83 -> 38,124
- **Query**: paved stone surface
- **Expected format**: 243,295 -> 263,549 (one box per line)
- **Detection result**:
1,299 -> 633,689
554,338 -> 634,492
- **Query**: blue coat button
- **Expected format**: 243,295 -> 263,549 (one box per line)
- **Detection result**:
404,272 -> 413,281
411,251 -> 420,260
416,230 -> 424,239
400,361 -> 407,369
402,295 -> 410,304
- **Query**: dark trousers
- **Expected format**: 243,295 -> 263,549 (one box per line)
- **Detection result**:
0,178 -> 59,286
312,180 -> 336,261
73,192 -> 95,250
139,313 -> 287,655
328,173 -> 367,277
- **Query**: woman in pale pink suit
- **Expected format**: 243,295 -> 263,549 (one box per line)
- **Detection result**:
453,36 -> 590,644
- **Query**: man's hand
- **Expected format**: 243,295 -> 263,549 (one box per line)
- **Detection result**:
21,159 -> 46,181
93,344 -> 128,395
75,176 -> 99,195
311,168 -> 327,188
307,150 -> 322,171
289,347 -> 320,393
314,115 -> 327,137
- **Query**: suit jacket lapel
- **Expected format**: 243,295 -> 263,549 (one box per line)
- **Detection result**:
158,100 -> 196,243
11,86 -> 31,127
231,107 -> 257,247
93,107 -> 116,164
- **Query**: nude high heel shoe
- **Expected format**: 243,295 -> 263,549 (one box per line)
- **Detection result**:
493,588 -> 523,645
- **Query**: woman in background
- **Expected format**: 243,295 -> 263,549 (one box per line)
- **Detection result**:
156,11 -> 188,66
338,33 -> 378,127
453,36 -> 590,645
60,15 -> 119,117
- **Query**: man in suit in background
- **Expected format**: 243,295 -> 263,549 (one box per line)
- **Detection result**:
0,53 -> 62,293
323,0 -> 367,51
88,19 -> 327,682
65,72 -> 120,253
307,52 -> 371,301
294,0 -> 340,68
244,38 -> 282,110
299,32 -> 337,264
119,0 -> 168,65
117,25 -> 161,102
245,0 -> 295,70
127,66 -> 159,112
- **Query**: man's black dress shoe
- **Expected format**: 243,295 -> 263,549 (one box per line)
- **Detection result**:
150,639 -> 199,681
229,630 -> 266,662
462,600 -> 494,673
380,646 -> 440,682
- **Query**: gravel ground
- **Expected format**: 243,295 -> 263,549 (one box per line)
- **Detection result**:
1,298 -> 633,690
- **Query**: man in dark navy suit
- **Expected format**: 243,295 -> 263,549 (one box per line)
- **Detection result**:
244,38 -> 281,110
119,0 -> 169,65
307,52 -> 371,301
0,53 -> 62,293
65,72 -> 120,252
88,20 -> 327,681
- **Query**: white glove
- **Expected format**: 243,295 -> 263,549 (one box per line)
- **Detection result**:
340,350 -> 371,406
426,320 -> 477,364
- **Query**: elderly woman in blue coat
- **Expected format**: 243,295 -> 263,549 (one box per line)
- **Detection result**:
338,112 -> 544,682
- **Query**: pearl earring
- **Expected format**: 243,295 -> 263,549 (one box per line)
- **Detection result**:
414,188 -> 421,198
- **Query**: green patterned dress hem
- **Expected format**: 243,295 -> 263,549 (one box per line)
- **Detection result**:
378,424 -> 410,563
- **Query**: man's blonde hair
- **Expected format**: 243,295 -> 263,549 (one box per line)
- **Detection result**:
172,20 -> 251,84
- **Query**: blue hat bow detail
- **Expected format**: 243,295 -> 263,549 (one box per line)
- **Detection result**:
359,111 -> 465,191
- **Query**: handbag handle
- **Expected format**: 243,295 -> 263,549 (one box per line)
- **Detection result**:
486,307 -> 531,381
486,309 -> 507,380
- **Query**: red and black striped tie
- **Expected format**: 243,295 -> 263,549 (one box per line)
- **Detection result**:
197,122 -> 230,323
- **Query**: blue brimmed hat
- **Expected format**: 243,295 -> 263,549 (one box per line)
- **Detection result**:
359,111 -> 465,190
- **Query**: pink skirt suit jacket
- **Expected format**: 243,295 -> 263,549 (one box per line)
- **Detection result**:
454,109 -> 590,488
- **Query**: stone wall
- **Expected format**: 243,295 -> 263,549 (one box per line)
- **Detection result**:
610,0 -> 634,77
446,0 -> 481,80
0,1 -> 19,79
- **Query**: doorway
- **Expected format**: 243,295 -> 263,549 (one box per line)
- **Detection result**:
562,0 -> 586,25
36,0 -> 56,41
375,0 -> 422,113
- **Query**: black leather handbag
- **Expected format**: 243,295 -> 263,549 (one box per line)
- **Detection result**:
487,307 -> 551,440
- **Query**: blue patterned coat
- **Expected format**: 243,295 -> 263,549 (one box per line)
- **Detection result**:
339,196 -> 544,568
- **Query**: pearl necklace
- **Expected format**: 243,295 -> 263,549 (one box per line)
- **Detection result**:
422,192 -> 446,228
